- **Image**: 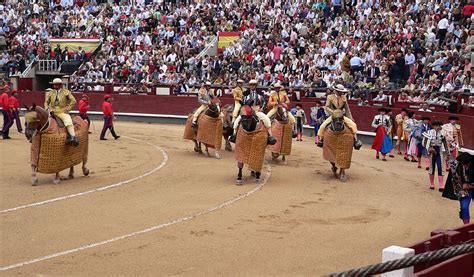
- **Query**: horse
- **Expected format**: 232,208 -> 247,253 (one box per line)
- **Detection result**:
319,116 -> 361,182
234,105 -> 268,185
222,104 -> 235,152
268,104 -> 292,162
183,99 -> 223,159
24,104 -> 89,185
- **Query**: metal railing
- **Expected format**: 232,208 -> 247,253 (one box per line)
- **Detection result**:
37,59 -> 60,72
21,57 -> 38,77
196,35 -> 218,59
84,5 -> 107,36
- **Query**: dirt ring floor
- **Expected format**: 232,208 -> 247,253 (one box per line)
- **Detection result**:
0,120 -> 462,275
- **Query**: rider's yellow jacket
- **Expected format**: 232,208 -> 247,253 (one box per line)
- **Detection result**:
44,88 -> 76,114
268,91 -> 290,108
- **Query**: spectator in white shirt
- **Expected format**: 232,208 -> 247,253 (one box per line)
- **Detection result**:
428,53 -> 446,71
440,79 -> 454,92
437,15 -> 449,45
465,96 -> 474,107
404,50 -> 416,66
94,83 -> 104,91
274,61 -> 284,72
373,91 -> 388,102
418,102 -> 432,112
349,55 -> 364,74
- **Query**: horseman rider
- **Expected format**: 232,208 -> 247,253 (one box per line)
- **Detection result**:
192,81 -> 216,127
317,109 -> 358,145
266,83 -> 296,124
231,79 -> 245,122
325,84 -> 353,120
230,79 -> 276,145
44,78 -> 79,146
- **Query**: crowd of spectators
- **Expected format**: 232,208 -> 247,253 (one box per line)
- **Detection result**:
1,0 -> 474,110
0,0 -> 101,77
70,0 -> 474,101
212,0 -> 474,96
70,2 -> 220,85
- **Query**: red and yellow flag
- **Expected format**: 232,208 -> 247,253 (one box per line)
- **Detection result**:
218,32 -> 240,49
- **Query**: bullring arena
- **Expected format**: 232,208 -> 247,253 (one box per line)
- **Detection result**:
2,0 -> 474,274
0,118 -> 463,275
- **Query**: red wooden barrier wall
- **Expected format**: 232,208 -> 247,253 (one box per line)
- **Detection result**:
414,252 -> 473,277
18,78 -> 33,91
407,223 -> 473,275
17,92 -> 474,149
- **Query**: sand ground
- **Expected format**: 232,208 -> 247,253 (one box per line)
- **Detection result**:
0,120 -> 463,276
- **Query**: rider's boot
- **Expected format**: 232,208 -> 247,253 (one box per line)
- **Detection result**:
229,133 -> 237,143
66,135 -> 79,146
266,126 -> 276,145
71,136 -> 80,146
66,125 -> 79,146
267,133 -> 277,145
317,138 -> 324,148
191,119 -> 198,128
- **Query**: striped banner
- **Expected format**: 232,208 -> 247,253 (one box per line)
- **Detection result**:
49,38 -> 101,54
217,32 -> 240,49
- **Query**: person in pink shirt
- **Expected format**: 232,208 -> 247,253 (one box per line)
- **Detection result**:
273,43 -> 283,61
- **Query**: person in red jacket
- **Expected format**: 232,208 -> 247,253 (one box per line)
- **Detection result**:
78,94 -> 91,132
463,3 -> 474,19
9,91 -> 22,133
100,94 -> 120,140
0,90 -> 13,139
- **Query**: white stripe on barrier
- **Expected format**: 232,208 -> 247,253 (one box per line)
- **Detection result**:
0,136 -> 168,214
70,110 -> 189,119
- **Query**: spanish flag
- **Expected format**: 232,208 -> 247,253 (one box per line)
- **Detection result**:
217,32 -> 240,49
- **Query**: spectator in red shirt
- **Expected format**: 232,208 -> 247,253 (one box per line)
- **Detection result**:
100,94 -> 120,140
79,94 -> 91,132
0,90 -> 13,139
9,91 -> 22,133
463,3 -> 474,18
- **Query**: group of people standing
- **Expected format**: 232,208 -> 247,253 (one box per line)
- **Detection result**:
0,79 -> 120,143
371,107 -> 464,192
0,89 -> 22,139
78,91 -> 120,141
369,105 -> 472,225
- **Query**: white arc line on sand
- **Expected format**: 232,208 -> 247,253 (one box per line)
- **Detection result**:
0,136 -> 168,214
0,163 -> 272,271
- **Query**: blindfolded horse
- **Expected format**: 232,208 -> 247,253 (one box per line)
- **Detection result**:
319,115 -> 361,182
183,99 -> 223,159
234,105 -> 268,185
24,104 -> 89,185
268,104 -> 293,162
